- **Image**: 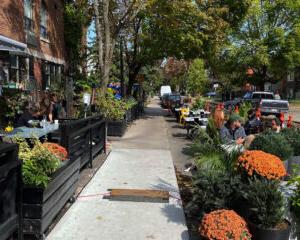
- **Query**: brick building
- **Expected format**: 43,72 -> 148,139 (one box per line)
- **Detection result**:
0,0 -> 66,95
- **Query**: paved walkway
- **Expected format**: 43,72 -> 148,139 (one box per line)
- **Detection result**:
47,98 -> 189,240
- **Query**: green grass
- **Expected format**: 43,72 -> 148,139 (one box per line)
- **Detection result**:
290,99 -> 300,107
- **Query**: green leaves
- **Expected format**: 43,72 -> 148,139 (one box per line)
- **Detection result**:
187,59 -> 209,96
14,137 -> 61,188
242,178 -> 285,229
249,130 -> 294,161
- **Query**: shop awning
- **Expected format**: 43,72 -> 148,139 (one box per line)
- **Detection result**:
0,45 -> 28,56
0,35 -> 28,56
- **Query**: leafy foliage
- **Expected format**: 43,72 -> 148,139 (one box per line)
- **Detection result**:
96,93 -> 126,120
241,178 -> 285,229
14,138 -> 61,188
186,59 -> 209,96
191,97 -> 206,110
238,102 -> 252,122
210,0 -> 300,88
281,128 -> 300,156
249,130 -> 293,160
289,176 -> 300,214
187,170 -> 242,220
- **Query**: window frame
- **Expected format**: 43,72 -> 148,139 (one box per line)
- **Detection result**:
40,1 -> 48,39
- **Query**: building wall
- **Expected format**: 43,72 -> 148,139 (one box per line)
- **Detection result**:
0,0 -> 66,90
0,0 -> 25,43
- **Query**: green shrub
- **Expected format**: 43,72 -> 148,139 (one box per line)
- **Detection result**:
281,128 -> 300,156
241,178 -> 285,229
96,93 -> 126,120
249,130 -> 293,160
191,97 -> 206,110
14,138 -> 61,188
187,170 -> 241,219
124,97 -> 137,110
289,175 -> 300,215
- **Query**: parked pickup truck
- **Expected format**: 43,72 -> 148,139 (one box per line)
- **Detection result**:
225,91 -> 289,115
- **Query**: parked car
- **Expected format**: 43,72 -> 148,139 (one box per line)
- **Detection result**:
225,91 -> 289,116
166,94 -> 181,110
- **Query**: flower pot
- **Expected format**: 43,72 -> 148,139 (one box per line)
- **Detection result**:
22,159 -> 80,239
248,219 -> 291,240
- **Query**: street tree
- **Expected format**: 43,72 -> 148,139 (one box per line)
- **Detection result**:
187,59 -> 209,96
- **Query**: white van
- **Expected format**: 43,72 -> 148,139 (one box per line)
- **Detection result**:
160,85 -> 172,98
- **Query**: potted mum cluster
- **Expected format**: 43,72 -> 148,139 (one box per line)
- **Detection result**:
199,209 -> 251,240
237,150 -> 290,240
15,137 -> 80,239
249,128 -> 300,175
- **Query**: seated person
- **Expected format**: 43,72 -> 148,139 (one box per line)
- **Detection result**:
245,109 -> 263,134
16,103 -> 38,127
271,118 -> 281,133
220,114 -> 246,145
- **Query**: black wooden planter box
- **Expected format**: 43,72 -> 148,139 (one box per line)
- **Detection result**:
107,119 -> 127,137
22,159 -> 80,239
0,143 -> 22,240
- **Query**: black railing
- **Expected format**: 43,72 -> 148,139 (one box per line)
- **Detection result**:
58,115 -> 106,168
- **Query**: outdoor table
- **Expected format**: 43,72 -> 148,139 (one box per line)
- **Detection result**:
185,116 -> 208,136
0,124 -> 59,139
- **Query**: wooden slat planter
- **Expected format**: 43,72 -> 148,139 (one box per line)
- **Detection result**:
58,115 -> 106,168
0,143 -> 22,240
107,119 -> 127,137
22,159 -> 80,239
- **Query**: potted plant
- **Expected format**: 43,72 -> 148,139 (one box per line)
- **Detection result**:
14,138 -> 80,239
281,128 -> 300,175
96,93 -> 127,137
237,150 -> 291,240
187,170 -> 241,219
199,209 -> 252,240
249,130 -> 293,170
124,98 -> 138,122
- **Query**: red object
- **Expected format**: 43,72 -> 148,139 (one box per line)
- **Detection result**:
279,113 -> 285,125
255,110 -> 261,118
221,103 -> 225,110
287,116 -> 293,128
43,143 -> 68,161
235,105 -> 239,113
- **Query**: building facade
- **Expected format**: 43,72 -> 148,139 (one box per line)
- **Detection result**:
0,0 -> 66,95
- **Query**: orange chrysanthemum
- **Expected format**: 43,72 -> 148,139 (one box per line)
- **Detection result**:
43,143 -> 68,161
238,150 -> 286,180
199,210 -> 251,240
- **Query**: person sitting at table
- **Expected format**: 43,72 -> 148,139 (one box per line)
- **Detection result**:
38,93 -> 53,122
16,102 -> 39,127
271,117 -> 281,133
220,114 -> 246,145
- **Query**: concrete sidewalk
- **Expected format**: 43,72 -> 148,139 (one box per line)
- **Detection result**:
47,98 -> 189,240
